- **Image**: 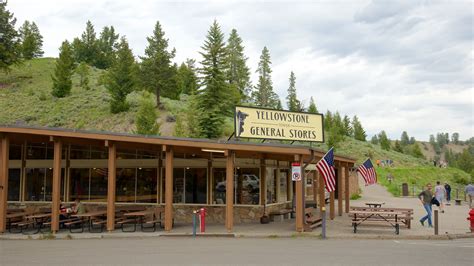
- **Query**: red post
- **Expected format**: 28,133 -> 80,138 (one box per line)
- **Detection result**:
199,208 -> 206,233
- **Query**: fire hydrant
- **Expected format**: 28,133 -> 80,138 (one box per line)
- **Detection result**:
198,208 -> 206,233
467,209 -> 474,233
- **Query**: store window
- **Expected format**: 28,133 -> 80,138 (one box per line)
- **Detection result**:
9,144 -> 22,160
136,168 -> 158,203
116,168 -> 136,202
266,167 -> 277,204
185,168 -> 207,204
70,145 -> 91,159
25,168 -> 62,201
213,168 -> 226,204
279,169 -> 289,202
173,168 -> 185,203
8,169 -> 21,201
70,168 -> 90,201
90,168 -> 108,202
26,143 -> 47,159
235,168 -> 260,205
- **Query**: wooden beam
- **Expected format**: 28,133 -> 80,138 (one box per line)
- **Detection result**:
329,191 -> 335,220
345,164 -> 350,213
260,158 -> 266,205
225,151 -> 234,232
106,142 -> 116,232
312,171 -> 318,208
318,171 -> 325,215
164,146 -> 174,231
51,139 -> 62,233
295,155 -> 304,232
0,135 -> 9,233
337,166 -> 343,216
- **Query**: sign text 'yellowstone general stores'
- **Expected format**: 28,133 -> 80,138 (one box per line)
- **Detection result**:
234,106 -> 324,142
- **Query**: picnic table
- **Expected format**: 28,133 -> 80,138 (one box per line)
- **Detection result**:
365,202 -> 385,208
350,210 -> 402,234
70,210 -> 107,233
122,208 -> 162,232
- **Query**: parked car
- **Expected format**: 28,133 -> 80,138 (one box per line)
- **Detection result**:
215,174 -> 260,192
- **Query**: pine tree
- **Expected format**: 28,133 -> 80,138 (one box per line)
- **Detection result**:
378,130 -> 391,150
139,21 -> 177,106
51,41 -> 74,98
75,62 -> 90,90
276,99 -> 283,110
324,110 -> 333,130
410,143 -> 424,159
333,112 -> 345,136
95,26 -> 119,69
451,133 -> 459,144
352,115 -> 367,141
135,92 -> 160,135
327,123 -> 344,149
342,115 -> 352,136
105,37 -> 136,113
72,21 -> 99,65
19,21 -> 43,60
0,1 -> 21,72
371,135 -> 379,144
225,29 -> 251,103
308,97 -> 318,113
176,59 -> 198,95
393,140 -> 403,153
197,20 -> 228,138
252,46 -> 279,108
286,71 -> 301,112
400,131 -> 409,146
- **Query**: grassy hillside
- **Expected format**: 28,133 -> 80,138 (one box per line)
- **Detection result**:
1,58 -> 471,193
376,167 -> 472,197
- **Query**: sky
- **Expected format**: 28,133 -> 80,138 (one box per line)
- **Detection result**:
7,0 -> 474,141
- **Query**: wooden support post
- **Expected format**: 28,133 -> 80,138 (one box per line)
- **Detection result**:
318,171 -> 325,214
51,139 -> 62,233
260,158 -> 266,205
337,166 -> 343,216
106,142 -> 116,232
164,146 -> 174,231
345,165 -> 350,213
286,165 -> 292,201
312,171 -> 318,207
225,151 -> 234,232
0,135 -> 9,233
295,155 -> 304,232
329,191 -> 335,220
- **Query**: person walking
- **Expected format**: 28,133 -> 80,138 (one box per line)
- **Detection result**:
434,181 -> 446,213
465,183 -> 474,208
444,182 -> 451,204
418,183 -> 434,227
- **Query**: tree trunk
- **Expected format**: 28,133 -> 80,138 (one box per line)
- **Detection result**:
156,87 -> 160,107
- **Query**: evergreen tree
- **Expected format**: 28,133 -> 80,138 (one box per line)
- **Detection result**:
95,26 -> 119,69
352,115 -> 367,141
276,99 -> 283,110
371,135 -> 379,145
286,71 -> 301,112
19,21 -> 43,59
333,111 -> 345,136
307,97 -> 318,113
252,46 -> 279,108
409,136 -> 416,145
139,21 -> 177,106
452,133 -> 460,144
75,62 -> 90,90
72,20 -> 99,65
197,20 -> 228,138
225,29 -> 251,103
400,131 -> 409,146
135,92 -> 160,135
327,123 -> 344,149
410,143 -> 425,159
378,130 -> 391,151
0,1 -> 21,72
51,41 -> 74,98
176,59 -> 198,95
324,110 -> 333,130
105,37 -> 136,113
174,95 -> 201,138
393,140 -> 403,153
342,115 -> 352,136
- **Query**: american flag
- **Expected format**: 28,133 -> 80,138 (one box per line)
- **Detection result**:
316,147 -> 336,192
358,159 -> 377,185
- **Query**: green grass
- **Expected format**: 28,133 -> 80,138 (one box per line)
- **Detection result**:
376,166 -> 472,197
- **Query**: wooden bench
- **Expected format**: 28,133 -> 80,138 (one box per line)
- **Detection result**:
64,219 -> 85,233
350,207 -> 414,228
269,209 -> 293,222
350,210 -> 403,234
303,207 -> 322,231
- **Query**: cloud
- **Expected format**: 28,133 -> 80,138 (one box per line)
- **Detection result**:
7,0 -> 473,140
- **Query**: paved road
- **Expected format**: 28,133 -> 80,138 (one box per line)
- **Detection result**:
1,238 -> 473,265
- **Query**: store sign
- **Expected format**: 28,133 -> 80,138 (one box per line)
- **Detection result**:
291,162 -> 302,181
234,106 -> 324,142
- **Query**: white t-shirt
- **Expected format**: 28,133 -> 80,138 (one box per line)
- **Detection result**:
435,185 -> 445,197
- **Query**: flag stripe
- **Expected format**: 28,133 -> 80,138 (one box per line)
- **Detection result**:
315,148 -> 336,192
357,159 -> 377,185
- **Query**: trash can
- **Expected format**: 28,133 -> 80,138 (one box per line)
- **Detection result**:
402,183 -> 409,197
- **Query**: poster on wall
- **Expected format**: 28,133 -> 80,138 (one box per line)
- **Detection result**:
234,106 -> 324,142
291,162 -> 301,181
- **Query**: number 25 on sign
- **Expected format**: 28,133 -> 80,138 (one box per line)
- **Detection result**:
291,162 -> 301,181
